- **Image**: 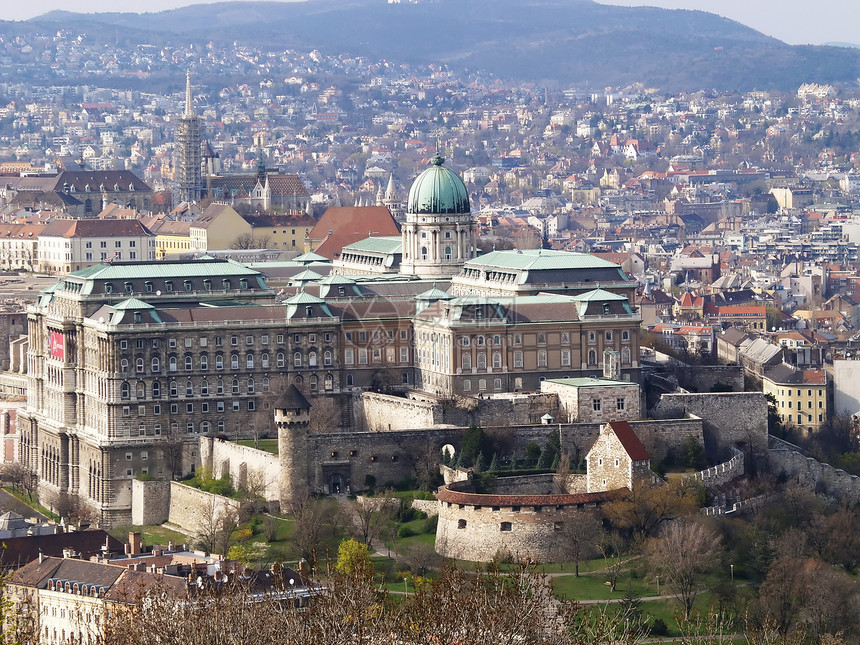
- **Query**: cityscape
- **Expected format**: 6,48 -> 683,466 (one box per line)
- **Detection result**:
0,1 -> 858,643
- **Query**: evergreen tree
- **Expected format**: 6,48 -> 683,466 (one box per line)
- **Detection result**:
488,453 -> 499,472
474,452 -> 486,472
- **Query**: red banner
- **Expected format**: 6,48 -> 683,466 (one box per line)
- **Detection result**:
49,332 -> 64,360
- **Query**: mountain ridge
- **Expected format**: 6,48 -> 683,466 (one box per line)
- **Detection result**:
19,0 -> 860,91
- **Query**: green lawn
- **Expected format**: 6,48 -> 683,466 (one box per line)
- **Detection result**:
2,487 -> 59,521
110,524 -> 188,547
552,572 -> 657,601
235,439 -> 279,455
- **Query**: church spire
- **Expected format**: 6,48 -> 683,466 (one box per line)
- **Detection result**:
184,70 -> 194,118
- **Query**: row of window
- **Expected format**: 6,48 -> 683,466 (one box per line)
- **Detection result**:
345,330 -> 408,342
119,349 -> 337,374
104,278 -> 252,294
780,400 -> 824,409
121,399 -> 257,418
120,377 -> 267,399
344,347 -> 409,365
592,398 -> 627,412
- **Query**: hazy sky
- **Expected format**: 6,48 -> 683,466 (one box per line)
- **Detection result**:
3,0 -> 856,47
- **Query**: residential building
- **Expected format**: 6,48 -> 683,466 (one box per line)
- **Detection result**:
37,219 -> 156,274
188,203 -> 252,252
763,363 -> 828,432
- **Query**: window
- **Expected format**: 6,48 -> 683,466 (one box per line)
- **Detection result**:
537,350 -> 547,368
323,350 -> 332,366
230,354 -> 239,370
215,355 -> 224,370
151,357 -> 160,372
294,352 -> 302,367
462,354 -> 472,370
231,336 -> 238,346
621,347 -> 631,364
616,398 -> 625,410
247,378 -> 255,394
588,331 -> 596,343
494,378 -> 502,390
462,337 -> 471,347
185,380 -> 193,396
346,374 -> 354,386
345,349 -> 354,365
186,403 -> 194,413
463,380 -> 471,392
500,522 -> 512,532
121,382 -> 130,399
309,351 -> 317,367
537,333 -> 546,345
277,352 -> 285,368
169,381 -> 178,397
261,352 -> 269,368
588,349 -> 598,365
561,350 -> 571,367
477,353 -> 487,369
458,519 -> 467,529
593,399 -> 601,411
120,358 -> 129,373
513,351 -> 523,368
232,379 -> 240,395
246,335 -> 254,346
152,382 -> 161,397
479,379 -> 487,391
200,354 -> 208,370
168,356 -> 177,372
622,330 -> 630,341
185,355 -> 193,371
246,353 -> 254,369
359,349 -> 368,365
605,331 -> 613,341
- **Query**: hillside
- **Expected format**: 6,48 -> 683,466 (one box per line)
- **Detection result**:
25,0 -> 860,91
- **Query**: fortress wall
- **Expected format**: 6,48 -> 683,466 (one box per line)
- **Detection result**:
200,437 -> 280,501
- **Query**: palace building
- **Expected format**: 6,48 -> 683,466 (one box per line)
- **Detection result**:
20,157 -> 641,526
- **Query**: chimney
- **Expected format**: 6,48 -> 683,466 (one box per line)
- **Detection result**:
128,532 -> 142,556
38,550 -> 43,564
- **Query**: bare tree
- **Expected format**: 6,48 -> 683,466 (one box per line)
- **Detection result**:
598,530 -> 631,592
48,491 -> 98,528
195,500 -> 241,556
287,488 -> 343,571
559,510 -> 601,577
306,396 -> 341,434
647,519 -> 722,620
346,496 -> 394,547
231,233 -> 271,250
1,462 -> 37,501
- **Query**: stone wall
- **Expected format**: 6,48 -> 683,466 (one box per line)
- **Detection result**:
359,392 -> 443,431
131,479 -> 171,526
692,446 -> 745,488
167,481 -> 241,535
199,437 -> 280,501
678,365 -> 745,393
768,448 -> 860,503
540,380 -> 640,424
434,480 -> 610,562
651,392 -> 767,453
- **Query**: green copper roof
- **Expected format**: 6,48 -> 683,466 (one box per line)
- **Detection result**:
68,260 -> 263,280
283,290 -> 325,305
407,155 -> 471,215
343,235 -> 403,255
570,288 -> 628,302
317,274 -> 357,285
289,269 -> 324,282
466,249 -> 621,272
293,251 -> 329,263
110,297 -> 155,310
416,286 -> 454,300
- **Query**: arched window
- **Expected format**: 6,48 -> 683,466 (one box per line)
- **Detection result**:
232,379 -> 240,395
309,375 -> 318,391
493,335 -> 501,346
262,377 -> 270,391
462,337 -> 471,347
492,353 -> 502,369
476,336 -> 485,346
200,354 -> 208,370
201,421 -> 210,433
185,380 -> 193,396
231,354 -> 239,370
402,372 -> 409,384
346,374 -> 354,386
605,331 -> 613,342
478,379 -> 487,391
152,381 -> 161,398
463,379 -> 471,392
462,353 -> 472,370
185,355 -> 193,371
294,352 -> 302,367
477,353 -> 487,369
444,245 -> 452,260
136,358 -> 144,373
215,354 -> 223,370
309,351 -> 317,367
136,382 -> 145,399
261,352 -> 269,368
151,357 -> 160,372
323,350 -> 332,366
588,349 -> 598,365
621,346 -> 631,364
514,377 -> 523,390
246,353 -> 254,369
247,378 -> 255,394
168,356 -> 177,372
120,359 -> 129,373
201,379 -> 209,396
277,352 -> 285,368
622,330 -> 630,341
324,374 -> 333,391
169,381 -> 178,397
588,331 -> 596,343
120,382 -> 130,399
421,246 -> 428,260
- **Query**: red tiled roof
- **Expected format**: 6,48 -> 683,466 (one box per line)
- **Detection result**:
309,206 -> 400,260
436,486 -> 618,507
608,421 -> 650,462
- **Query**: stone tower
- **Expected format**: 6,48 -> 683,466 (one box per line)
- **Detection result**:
176,71 -> 204,203
400,155 -> 476,278
275,384 -> 312,506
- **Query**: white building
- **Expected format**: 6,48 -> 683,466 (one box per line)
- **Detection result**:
38,219 -> 156,274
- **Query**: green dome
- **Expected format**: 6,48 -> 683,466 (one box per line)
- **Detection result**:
407,155 -> 471,215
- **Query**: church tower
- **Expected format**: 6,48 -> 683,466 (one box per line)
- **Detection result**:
401,155 -> 476,278
177,71 -> 204,203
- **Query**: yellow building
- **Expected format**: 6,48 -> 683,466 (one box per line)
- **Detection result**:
763,363 -> 828,433
152,220 -> 193,259
244,213 -> 316,251
189,202 -> 252,252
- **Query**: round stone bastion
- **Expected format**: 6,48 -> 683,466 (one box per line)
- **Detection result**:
434,475 -> 617,563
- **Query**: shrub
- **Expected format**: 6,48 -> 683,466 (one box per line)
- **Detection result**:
650,619 -> 668,636
397,525 -> 416,539
422,515 -> 439,534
